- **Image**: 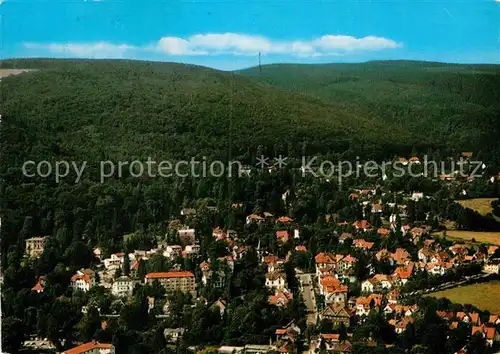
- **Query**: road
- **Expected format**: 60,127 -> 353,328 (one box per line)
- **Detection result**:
297,273 -> 317,325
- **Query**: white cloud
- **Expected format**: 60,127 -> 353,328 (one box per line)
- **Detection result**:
24,42 -> 134,58
23,33 -> 402,58
153,33 -> 401,56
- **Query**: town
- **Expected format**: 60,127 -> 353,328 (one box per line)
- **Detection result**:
7,153 -> 500,354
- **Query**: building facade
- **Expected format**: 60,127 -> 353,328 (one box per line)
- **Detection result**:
25,236 -> 47,258
144,271 -> 196,295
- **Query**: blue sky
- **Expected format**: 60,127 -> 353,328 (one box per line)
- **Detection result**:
1,0 -> 499,70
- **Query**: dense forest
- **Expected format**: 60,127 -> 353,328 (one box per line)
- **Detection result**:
1,58 -> 500,353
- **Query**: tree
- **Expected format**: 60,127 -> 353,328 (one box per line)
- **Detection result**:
137,259 -> 147,280
1,317 -> 26,353
78,306 -> 101,342
123,254 -> 131,276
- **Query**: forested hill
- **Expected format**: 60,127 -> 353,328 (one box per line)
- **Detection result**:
1,58 -> 423,163
237,60 -> 500,161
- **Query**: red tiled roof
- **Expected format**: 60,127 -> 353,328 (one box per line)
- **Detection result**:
145,271 -> 194,279
62,342 -> 112,354
31,281 -> 44,292
315,252 -> 334,264
276,231 -> 289,239
353,239 -> 374,249
320,333 -> 340,340
377,228 -> 391,236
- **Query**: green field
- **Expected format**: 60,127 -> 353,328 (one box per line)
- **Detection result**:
426,280 -> 500,314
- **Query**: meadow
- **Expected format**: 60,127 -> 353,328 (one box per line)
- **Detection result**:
434,230 -> 500,246
426,280 -> 500,314
457,198 -> 498,217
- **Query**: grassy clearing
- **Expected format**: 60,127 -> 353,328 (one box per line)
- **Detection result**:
0,69 -> 37,78
457,198 -> 498,216
425,280 -> 500,314
433,230 -> 500,246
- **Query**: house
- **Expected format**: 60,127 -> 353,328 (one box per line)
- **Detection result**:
276,231 -> 289,243
418,248 -> 432,262
361,274 -> 393,293
213,227 -> 226,239
353,239 -> 374,251
426,262 -> 452,276
71,269 -> 96,292
184,244 -> 200,255
398,157 -> 409,166
276,216 -> 294,224
320,304 -> 351,328
103,253 -> 125,270
400,225 -> 410,235
355,295 -> 382,316
319,335 -> 352,354
315,252 -> 336,276
246,214 -> 264,225
320,276 -> 348,305
202,269 -> 226,288
295,245 -> 307,252
111,276 -> 135,297
180,208 -> 196,216
377,228 -> 391,237
178,228 -> 195,245
487,246 -> 499,256
391,248 -> 411,265
488,314 -> 500,325
471,325 -> 500,346
144,271 -> 196,295
483,260 -> 500,274
211,299 -> 226,317
31,276 -> 46,293
164,328 -> 185,343
387,290 -> 400,304
265,272 -> 287,290
25,236 -> 47,258
393,263 -> 414,285
269,290 -> 293,307
376,249 -> 392,263
339,233 -> 353,244
371,204 -> 383,214
93,248 -> 103,260
337,255 -> 357,273
163,245 -> 182,259
352,220 -> 371,232
411,192 -> 424,201
275,321 -> 301,343
392,317 -> 416,334
61,341 -> 114,354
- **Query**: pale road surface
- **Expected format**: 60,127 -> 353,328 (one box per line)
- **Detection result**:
297,273 -> 317,325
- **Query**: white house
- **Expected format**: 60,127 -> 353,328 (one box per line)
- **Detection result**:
71,269 -> 96,292
163,245 -> 183,259
483,261 -> 500,274
104,253 -> 125,270
185,244 -> 200,255
265,272 -> 287,290
411,192 -> 424,201
112,276 -> 136,297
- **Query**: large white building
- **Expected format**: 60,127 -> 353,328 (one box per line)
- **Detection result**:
111,276 -> 136,297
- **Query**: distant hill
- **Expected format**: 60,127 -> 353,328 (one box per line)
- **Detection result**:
237,60 -> 500,160
1,58 -> 499,166
1,58 -> 434,167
